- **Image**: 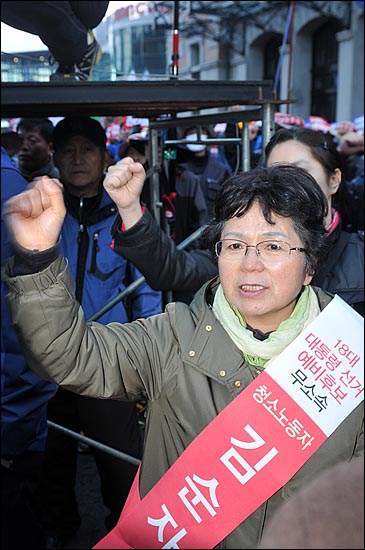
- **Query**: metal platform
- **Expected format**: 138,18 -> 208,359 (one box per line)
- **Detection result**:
1,79 -> 287,119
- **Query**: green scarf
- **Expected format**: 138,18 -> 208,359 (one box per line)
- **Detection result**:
212,284 -> 320,367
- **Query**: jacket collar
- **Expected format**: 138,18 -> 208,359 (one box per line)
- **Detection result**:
20,160 -> 58,182
177,278 -> 333,384
64,184 -> 117,225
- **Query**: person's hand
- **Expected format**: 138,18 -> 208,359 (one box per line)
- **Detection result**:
104,156 -> 146,206
104,157 -> 146,229
4,176 -> 66,251
337,132 -> 364,156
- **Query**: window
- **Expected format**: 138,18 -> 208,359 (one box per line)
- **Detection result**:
190,43 -> 200,67
311,21 -> 340,122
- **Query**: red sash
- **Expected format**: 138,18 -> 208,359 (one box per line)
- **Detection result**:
94,296 -> 363,549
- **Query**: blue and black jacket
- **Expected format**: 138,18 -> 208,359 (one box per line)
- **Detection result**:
1,147 -> 58,459
61,184 -> 162,325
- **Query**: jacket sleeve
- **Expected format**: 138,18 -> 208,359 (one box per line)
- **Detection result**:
127,262 -> 163,320
4,255 -> 174,402
111,208 -> 217,292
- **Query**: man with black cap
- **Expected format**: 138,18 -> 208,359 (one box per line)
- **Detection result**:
37,116 -> 162,548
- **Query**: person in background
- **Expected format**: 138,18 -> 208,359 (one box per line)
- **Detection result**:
3,162 -> 363,549
209,123 -> 233,176
118,133 -> 209,306
119,132 -> 209,243
0,130 -> 23,167
217,108 -> 263,174
248,120 -> 263,166
259,457 -> 364,549
336,130 -> 364,181
1,1 -> 108,81
336,130 -> 364,232
330,120 -> 358,147
264,127 -> 364,315
118,133 -> 149,170
17,118 -> 60,182
344,166 -> 364,233
34,117 -> 162,549
1,145 -> 58,550
179,125 -> 231,219
106,120 -> 131,164
118,132 -> 157,212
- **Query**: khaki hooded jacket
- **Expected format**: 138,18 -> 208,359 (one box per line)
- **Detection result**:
5,255 -> 364,549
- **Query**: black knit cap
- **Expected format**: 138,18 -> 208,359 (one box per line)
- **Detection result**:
53,117 -> 106,151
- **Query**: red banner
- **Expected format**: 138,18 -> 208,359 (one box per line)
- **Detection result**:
94,296 -> 363,549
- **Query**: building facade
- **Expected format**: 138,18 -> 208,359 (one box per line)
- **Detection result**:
1,51 -> 53,82
95,0 -> 363,123
1,1 -> 363,123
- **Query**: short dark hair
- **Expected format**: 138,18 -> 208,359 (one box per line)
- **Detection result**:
264,127 -> 343,177
17,118 -> 54,143
203,164 -> 328,275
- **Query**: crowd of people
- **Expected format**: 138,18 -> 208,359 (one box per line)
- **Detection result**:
1,109 -> 364,550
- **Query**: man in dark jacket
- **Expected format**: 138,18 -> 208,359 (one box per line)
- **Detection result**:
1,146 -> 58,550
17,118 -> 60,182
179,125 -> 231,220
118,133 -> 210,304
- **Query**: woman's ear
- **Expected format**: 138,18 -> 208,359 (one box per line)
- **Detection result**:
329,167 -> 341,196
303,272 -> 313,286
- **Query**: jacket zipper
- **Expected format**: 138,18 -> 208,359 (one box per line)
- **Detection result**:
75,197 -> 89,304
90,232 -> 99,273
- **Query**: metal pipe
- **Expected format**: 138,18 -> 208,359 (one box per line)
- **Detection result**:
87,224 -> 208,322
149,127 -> 161,224
164,138 -> 241,146
47,421 -> 141,466
261,103 -> 276,152
170,1 -> 180,78
242,123 -> 251,172
286,1 -> 295,114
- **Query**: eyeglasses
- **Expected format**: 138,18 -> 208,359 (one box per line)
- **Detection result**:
215,239 -> 306,262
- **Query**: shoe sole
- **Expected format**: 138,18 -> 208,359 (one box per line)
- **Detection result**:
50,74 -> 79,82
50,43 -> 102,82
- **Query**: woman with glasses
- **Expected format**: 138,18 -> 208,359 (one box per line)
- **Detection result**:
4,162 -> 363,549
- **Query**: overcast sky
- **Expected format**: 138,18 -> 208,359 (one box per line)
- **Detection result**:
1,1 -> 129,53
